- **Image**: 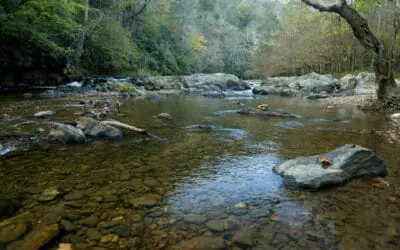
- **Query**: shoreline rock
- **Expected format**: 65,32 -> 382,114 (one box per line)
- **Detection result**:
273,144 -> 387,189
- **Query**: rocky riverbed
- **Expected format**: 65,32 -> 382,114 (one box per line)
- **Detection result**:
1,73 -> 400,250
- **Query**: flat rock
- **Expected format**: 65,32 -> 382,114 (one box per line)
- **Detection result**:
232,230 -> 254,248
76,117 -> 122,140
37,188 -> 61,202
183,214 -> 207,224
130,194 -> 163,208
60,220 -> 76,233
21,224 -> 60,250
205,220 -> 225,232
173,236 -> 225,250
273,144 -> 387,189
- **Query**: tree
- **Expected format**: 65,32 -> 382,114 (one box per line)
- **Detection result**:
300,0 -> 397,101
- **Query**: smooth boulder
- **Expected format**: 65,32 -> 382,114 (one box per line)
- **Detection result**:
76,117 -> 123,140
273,144 -> 387,189
142,73 -> 249,91
48,124 -> 86,144
237,109 -> 301,118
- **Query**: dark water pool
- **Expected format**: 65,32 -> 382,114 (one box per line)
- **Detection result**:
0,94 -> 399,249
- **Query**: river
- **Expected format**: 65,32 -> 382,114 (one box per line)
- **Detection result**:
0,89 -> 399,249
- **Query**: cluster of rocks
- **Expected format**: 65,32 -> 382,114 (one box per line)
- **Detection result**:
24,73 -> 250,99
253,72 -> 377,99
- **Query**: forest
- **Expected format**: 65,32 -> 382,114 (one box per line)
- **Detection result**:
0,0 -> 399,81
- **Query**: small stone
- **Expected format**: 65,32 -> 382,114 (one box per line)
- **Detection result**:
232,230 -> 254,248
23,93 -> 33,99
132,214 -> 142,222
154,113 -> 173,120
86,228 -> 102,241
100,234 -> 119,244
34,110 -> 55,118
36,128 -> 46,133
21,224 -> 60,250
112,224 -> 132,238
37,187 -> 61,202
64,191 -> 85,201
234,202 -> 247,209
60,220 -> 76,233
0,223 -> 28,243
81,215 -> 99,227
98,217 -> 123,229
129,194 -> 163,208
143,179 -> 161,188
183,214 -> 207,224
205,220 -> 225,232
173,236 -> 225,250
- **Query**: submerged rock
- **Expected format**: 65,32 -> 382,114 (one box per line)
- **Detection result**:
173,236 -> 225,250
129,194 -> 163,208
37,187 -> 61,202
273,144 -> 387,189
48,124 -> 86,144
76,117 -> 122,140
154,113 -> 173,120
237,109 -> 301,118
232,230 -> 254,248
0,223 -> 28,243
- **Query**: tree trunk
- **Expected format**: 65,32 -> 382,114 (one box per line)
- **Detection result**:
301,0 -> 397,101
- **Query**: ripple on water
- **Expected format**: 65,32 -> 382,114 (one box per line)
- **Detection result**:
168,154 -> 285,212
183,124 -> 248,141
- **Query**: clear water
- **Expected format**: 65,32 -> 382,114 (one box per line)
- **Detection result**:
0,93 -> 399,249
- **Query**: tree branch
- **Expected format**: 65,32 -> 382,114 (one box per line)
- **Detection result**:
300,0 -> 345,12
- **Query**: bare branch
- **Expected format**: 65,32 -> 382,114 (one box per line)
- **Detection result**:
300,0 -> 345,12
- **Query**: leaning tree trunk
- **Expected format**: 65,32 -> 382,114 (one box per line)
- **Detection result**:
301,0 -> 397,101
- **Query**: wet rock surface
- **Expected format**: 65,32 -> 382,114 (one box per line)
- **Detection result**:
48,124 -> 86,144
274,144 -> 387,189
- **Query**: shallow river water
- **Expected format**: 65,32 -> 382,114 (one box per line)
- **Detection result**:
1,92 -> 400,249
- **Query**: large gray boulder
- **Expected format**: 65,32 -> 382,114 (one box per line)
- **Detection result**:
142,73 -> 249,91
77,117 -> 123,140
253,84 -> 299,97
48,124 -> 86,144
273,144 -> 387,189
254,72 -> 338,96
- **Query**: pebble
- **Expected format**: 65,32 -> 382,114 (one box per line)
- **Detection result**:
86,228 -> 102,241
37,187 -> 61,202
234,202 -> 247,209
81,215 -> 99,227
64,191 -> 85,201
129,193 -> 163,208
232,230 -> 254,248
183,214 -> 207,224
100,234 -> 119,244
205,220 -> 226,232
173,236 -> 225,250
60,220 -> 77,233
